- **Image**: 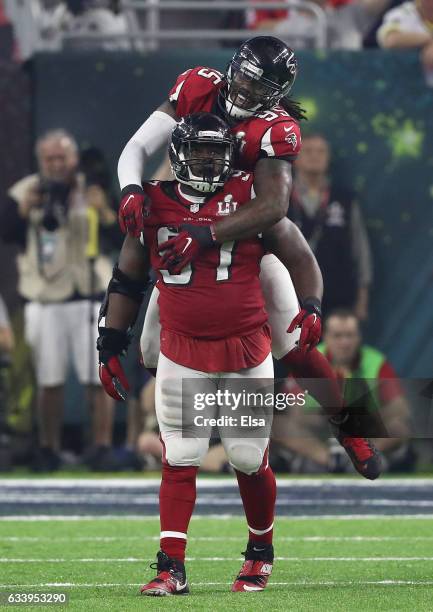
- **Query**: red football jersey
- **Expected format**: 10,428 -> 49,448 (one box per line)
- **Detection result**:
168,66 -> 301,170
141,172 -> 267,342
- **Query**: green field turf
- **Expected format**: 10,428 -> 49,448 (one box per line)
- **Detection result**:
1,517 -> 433,611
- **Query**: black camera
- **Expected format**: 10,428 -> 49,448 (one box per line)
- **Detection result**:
39,179 -> 71,231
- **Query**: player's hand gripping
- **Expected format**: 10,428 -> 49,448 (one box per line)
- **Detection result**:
118,185 -> 147,237
288,297 -> 322,354
97,327 -> 131,401
159,224 -> 215,274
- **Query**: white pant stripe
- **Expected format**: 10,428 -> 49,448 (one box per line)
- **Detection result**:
160,531 -> 187,540
248,522 -> 274,536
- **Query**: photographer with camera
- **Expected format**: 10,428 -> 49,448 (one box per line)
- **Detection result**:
0,129 -> 118,471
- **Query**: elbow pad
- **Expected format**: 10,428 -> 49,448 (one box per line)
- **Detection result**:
98,264 -> 147,328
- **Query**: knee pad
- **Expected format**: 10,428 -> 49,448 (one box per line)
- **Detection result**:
164,436 -> 208,467
226,442 -> 264,475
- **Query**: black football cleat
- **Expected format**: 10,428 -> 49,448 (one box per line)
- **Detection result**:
231,541 -> 274,592
140,550 -> 189,596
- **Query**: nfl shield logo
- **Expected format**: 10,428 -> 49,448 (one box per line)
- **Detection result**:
190,203 -> 200,213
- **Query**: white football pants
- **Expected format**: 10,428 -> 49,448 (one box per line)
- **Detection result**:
156,352 -> 274,474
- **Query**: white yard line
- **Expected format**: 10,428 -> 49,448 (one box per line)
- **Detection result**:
3,535 -> 433,542
3,494 -> 433,508
1,580 -> 433,588
2,513 -> 433,521
2,477 -> 433,488
1,556 -> 433,562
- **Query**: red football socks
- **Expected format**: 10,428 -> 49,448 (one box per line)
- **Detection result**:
281,347 -> 345,417
235,460 -> 276,545
159,464 -> 198,562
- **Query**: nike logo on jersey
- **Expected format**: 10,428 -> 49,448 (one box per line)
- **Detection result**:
284,126 -> 294,132
182,237 -> 192,253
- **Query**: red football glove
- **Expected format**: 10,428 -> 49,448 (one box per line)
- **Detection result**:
287,298 -> 322,354
97,328 -> 131,401
99,355 -> 130,401
159,224 -> 215,274
118,185 -> 146,237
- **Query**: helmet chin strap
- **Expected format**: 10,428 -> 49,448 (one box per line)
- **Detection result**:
177,174 -> 219,193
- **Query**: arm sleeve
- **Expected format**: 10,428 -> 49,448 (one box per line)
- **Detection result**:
350,200 -> 373,286
117,111 -> 177,190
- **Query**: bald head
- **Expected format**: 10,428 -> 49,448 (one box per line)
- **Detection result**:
36,129 -> 79,183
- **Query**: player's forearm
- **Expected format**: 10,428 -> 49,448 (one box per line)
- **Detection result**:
105,293 -> 140,331
212,195 -> 286,243
289,252 -> 323,303
264,218 -> 323,302
105,236 -> 149,330
213,158 -> 291,243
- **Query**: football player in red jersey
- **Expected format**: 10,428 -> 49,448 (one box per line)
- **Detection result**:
98,113 -> 324,595
117,36 -> 381,480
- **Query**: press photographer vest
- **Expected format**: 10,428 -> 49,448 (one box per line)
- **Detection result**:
8,174 -> 111,302
289,186 -> 358,312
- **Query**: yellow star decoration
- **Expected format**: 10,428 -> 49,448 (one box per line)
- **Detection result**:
372,114 -> 424,159
389,119 -> 424,159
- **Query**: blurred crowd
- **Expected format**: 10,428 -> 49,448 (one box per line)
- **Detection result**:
0,0 -> 432,54
0,0 -> 432,88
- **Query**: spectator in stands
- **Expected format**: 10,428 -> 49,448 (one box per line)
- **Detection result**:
23,0 -> 130,53
272,310 -> 413,473
377,0 -> 433,84
62,0 -> 130,51
247,0 -> 394,48
0,129 -> 119,471
288,133 -> 372,319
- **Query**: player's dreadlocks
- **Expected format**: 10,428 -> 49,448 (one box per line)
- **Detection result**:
280,97 -> 307,122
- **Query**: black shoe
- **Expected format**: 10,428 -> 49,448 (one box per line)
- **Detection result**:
31,447 -> 61,472
140,550 -> 189,596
